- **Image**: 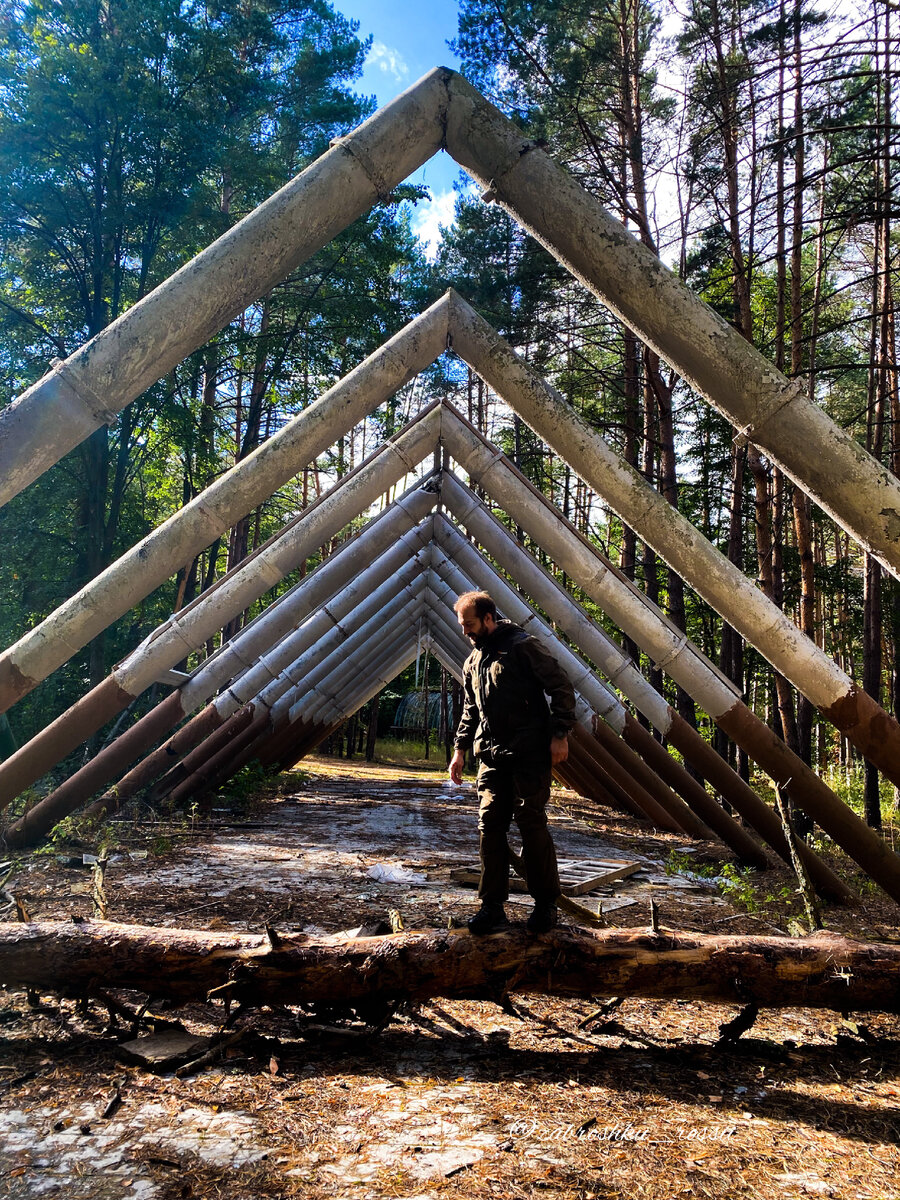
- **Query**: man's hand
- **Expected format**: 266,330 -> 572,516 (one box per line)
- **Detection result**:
449,748 -> 466,785
550,734 -> 569,766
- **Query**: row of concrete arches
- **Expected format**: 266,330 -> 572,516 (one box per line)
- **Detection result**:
0,69 -> 898,906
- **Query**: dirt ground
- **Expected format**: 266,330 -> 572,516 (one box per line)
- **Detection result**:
1,757 -> 898,1200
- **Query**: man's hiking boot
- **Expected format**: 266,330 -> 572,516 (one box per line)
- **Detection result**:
467,903 -> 510,935
526,901 -> 558,934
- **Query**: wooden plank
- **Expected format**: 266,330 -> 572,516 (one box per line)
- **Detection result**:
563,860 -> 642,895
577,896 -> 639,914
598,896 -> 639,913
450,857 -> 642,896
116,1030 -> 209,1071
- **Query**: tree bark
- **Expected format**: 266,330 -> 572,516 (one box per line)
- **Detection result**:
1,921 -> 897,1014
748,447 -> 799,755
365,691 -> 380,763
620,326 -> 642,674
717,444 -> 747,778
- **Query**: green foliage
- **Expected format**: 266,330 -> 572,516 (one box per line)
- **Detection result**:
212,759 -> 272,809
454,0 -> 673,197
31,810 -> 111,854
715,861 -> 768,913
665,849 -> 794,914
432,192 -> 565,345
0,0 -> 435,746
820,767 -> 899,828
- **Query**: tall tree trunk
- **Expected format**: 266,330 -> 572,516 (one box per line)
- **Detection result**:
366,693 -> 380,763
79,426 -> 111,692
788,4 -> 814,775
862,6 -> 896,828
640,381 -> 664,716
748,447 -> 799,754
620,320 -> 642,672
792,487 -> 815,768
717,444 -> 747,779
223,300 -> 273,640
617,0 -> 695,735
423,648 -> 430,761
801,143 -> 830,772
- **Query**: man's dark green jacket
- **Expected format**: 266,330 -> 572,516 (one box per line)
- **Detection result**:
453,620 -> 576,762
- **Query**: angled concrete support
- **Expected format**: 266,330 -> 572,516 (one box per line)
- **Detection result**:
279,589 -> 432,728
261,619 -> 430,774
566,727 -> 649,819
25,526 -> 438,840
0,73 -> 448,506
426,568 -> 735,843
262,605 -> 467,776
236,573 -> 468,777
150,711 -> 274,808
188,636 -> 422,796
425,622 -> 643,819
160,597 -> 426,803
0,407 -> 440,814
7,68 -> 900,585
435,522 -> 733,840
301,583 -> 465,726
139,520 -> 434,801
259,718 -> 322,774
431,637 -> 627,813
549,737 -> 621,813
443,82 -> 900,579
427,535 -> 704,837
421,551 -> 841,900
141,582 -> 430,809
0,300 -> 451,715
227,584 -> 443,777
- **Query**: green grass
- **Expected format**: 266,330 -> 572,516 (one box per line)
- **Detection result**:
820,766 -> 899,828
370,736 -> 455,772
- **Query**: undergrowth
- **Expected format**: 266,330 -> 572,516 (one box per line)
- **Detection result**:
665,849 -> 800,923
371,736 -> 455,772
820,768 -> 900,838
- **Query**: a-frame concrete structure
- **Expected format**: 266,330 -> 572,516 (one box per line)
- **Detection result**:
2,442 -> 853,904
0,377 -> 895,898
1,70 -> 899,906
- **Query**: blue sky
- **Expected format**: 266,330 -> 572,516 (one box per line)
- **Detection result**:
337,0 -> 474,255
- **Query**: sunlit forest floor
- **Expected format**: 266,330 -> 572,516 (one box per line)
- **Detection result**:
1,756 -> 898,1200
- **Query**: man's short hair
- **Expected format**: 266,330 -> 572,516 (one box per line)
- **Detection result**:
453,590 -> 497,620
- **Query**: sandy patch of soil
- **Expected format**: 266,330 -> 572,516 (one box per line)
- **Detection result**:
1,757 -> 898,1200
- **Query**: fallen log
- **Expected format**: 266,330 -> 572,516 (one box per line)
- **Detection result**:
1,920 -> 898,1014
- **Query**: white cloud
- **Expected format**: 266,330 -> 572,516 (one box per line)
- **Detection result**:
410,188 -> 459,260
369,41 -> 409,82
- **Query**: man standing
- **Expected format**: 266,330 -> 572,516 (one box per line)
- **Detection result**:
448,591 -> 576,935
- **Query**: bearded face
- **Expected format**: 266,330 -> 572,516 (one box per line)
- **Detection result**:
457,606 -> 495,646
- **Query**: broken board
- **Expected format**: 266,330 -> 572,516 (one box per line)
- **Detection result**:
450,857 -> 641,896
116,1029 -> 210,1072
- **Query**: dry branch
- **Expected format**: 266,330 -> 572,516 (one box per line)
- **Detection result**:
1,920 -> 898,1014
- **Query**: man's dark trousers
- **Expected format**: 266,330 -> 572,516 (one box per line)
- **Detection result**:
476,751 -> 561,905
